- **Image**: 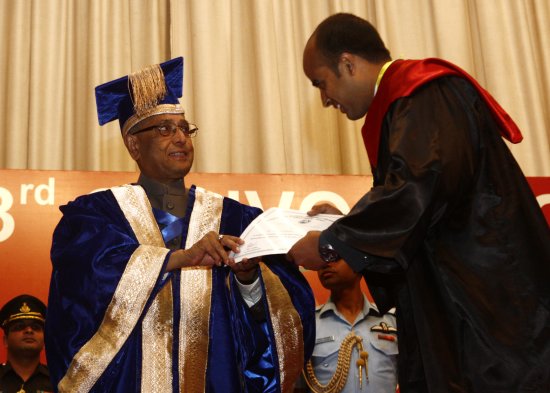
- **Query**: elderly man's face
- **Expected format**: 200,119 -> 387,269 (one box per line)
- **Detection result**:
125,114 -> 195,183
3,320 -> 45,357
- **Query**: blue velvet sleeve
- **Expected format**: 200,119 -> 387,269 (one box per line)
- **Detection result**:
218,199 -> 315,364
207,198 -> 315,392
221,257 -> 315,393
45,190 -> 170,387
262,255 -> 316,363
219,197 -> 315,353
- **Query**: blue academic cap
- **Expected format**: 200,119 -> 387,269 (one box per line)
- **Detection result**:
95,57 -> 185,135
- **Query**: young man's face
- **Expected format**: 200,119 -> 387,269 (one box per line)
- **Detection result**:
3,320 -> 45,357
303,41 -> 372,121
126,113 -> 195,183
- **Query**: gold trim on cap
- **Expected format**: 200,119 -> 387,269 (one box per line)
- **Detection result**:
122,104 -> 185,136
3,313 -> 45,327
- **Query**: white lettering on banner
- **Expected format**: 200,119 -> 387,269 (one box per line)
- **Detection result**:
0,187 -> 15,242
227,190 -> 296,210
0,177 -> 56,242
278,191 -> 295,210
20,183 -> 33,204
226,190 -> 348,212
227,190 -> 239,203
35,177 -> 55,205
20,177 -> 55,205
243,190 -> 295,210
244,191 -> 264,210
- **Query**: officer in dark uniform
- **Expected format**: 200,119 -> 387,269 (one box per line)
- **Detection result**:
0,294 -> 53,393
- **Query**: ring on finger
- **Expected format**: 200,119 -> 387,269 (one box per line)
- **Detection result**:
218,234 -> 224,241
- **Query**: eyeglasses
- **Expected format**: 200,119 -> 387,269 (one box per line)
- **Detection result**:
132,122 -> 199,138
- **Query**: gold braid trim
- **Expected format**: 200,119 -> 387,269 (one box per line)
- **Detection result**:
122,104 -> 184,136
178,187 -> 223,393
303,331 -> 368,393
58,185 -> 170,393
260,263 -> 304,393
113,185 -> 174,393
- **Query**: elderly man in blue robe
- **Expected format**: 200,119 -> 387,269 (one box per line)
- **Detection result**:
45,57 -> 315,393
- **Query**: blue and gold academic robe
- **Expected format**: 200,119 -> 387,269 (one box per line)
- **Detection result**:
46,184 -> 314,393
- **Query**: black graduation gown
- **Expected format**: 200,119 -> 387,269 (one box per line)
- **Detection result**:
322,76 -> 550,393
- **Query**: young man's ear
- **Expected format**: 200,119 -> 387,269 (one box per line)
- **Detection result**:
340,53 -> 354,75
125,134 -> 140,161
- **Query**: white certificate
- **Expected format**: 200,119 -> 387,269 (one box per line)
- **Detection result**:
230,207 -> 342,262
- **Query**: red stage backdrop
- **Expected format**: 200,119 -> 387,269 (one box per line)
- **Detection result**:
1,169 -> 549,363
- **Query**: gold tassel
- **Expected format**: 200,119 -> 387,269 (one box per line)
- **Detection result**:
129,64 -> 167,116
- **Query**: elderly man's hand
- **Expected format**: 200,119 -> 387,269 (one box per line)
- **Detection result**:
167,231 -> 244,270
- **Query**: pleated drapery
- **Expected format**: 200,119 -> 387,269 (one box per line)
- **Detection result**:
1,0 -> 548,176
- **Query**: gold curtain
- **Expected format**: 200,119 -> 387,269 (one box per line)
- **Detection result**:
1,0 -> 548,176
0,0 -> 171,171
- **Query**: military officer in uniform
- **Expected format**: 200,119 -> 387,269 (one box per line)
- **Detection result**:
296,258 -> 398,393
0,294 -> 53,393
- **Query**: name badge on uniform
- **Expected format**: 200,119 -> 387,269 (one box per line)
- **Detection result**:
315,335 -> 335,344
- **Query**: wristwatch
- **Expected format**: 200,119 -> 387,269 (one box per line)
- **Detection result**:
318,240 -> 341,262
